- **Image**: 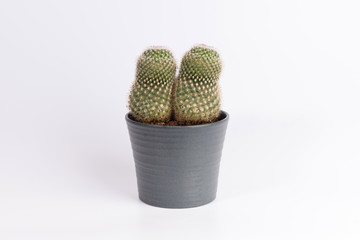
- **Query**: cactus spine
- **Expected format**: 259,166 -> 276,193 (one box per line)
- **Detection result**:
173,44 -> 222,124
128,47 -> 177,123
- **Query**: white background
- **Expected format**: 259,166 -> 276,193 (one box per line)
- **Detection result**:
1,0 -> 360,239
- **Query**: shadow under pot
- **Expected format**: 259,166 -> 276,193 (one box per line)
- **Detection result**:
125,111 -> 229,209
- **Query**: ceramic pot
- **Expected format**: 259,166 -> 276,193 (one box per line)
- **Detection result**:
126,111 -> 229,208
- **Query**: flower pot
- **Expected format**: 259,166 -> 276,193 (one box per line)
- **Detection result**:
125,111 -> 229,208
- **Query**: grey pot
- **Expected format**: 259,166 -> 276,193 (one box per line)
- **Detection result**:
125,111 -> 229,208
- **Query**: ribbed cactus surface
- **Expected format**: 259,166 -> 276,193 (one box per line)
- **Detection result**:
173,44 -> 222,124
128,47 -> 176,123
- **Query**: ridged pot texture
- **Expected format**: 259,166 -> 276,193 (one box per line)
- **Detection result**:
126,111 -> 229,208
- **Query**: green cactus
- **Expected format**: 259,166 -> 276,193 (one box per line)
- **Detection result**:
173,44 -> 222,124
128,47 -> 177,123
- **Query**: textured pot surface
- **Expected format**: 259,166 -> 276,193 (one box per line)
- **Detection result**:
126,111 -> 229,208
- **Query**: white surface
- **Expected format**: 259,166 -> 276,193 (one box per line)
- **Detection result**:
1,0 -> 360,239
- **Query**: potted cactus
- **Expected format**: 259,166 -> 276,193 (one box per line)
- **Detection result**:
126,44 -> 229,208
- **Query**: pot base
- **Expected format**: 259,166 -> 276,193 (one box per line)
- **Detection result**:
139,195 -> 216,209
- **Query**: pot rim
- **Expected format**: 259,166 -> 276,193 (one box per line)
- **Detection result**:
125,110 -> 229,129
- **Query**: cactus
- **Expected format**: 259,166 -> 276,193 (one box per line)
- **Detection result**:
128,47 -> 177,123
173,44 -> 222,124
